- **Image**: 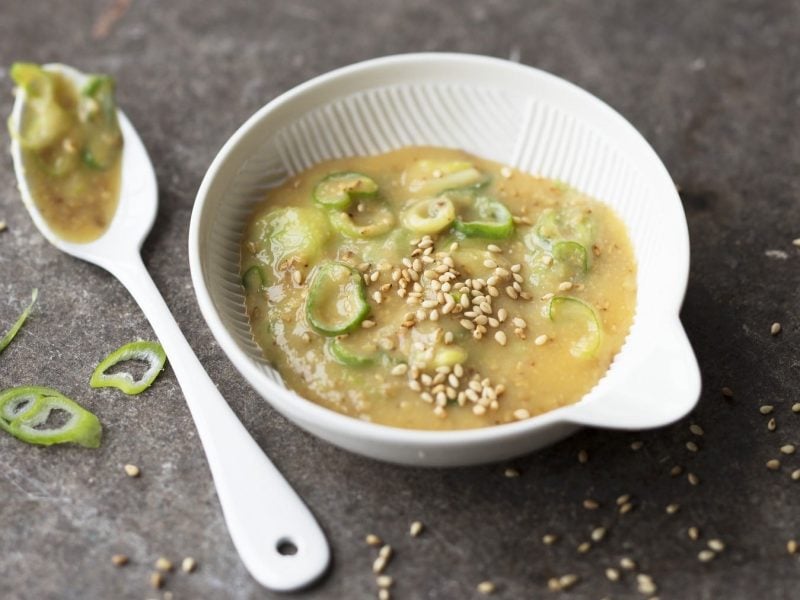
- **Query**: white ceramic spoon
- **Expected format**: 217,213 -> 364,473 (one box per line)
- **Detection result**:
9,64 -> 329,591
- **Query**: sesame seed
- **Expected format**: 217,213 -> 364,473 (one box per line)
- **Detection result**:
149,572 -> 164,589
500,166 -> 512,178
504,467 -> 520,478
767,459 -> 781,470
558,281 -> 573,291
637,574 -> 657,595
781,444 -> 796,455
619,502 -> 633,514
760,405 -> 774,414
301,332 -> 311,343
688,526 -> 700,540
688,472 -> 700,485
473,405 -> 486,416
793,404 -> 800,413
771,322 -> 782,335
372,556 -> 388,574
512,317 -> 527,329
591,527 -> 606,542
690,424 -> 704,436
542,255 -> 553,266
768,418 -> 777,431
410,521 -> 424,537
378,589 -> 390,600
547,578 -> 561,592
577,541 -> 592,554
721,386 -> 734,398
708,539 -> 725,552
583,499 -> 599,510
534,334 -> 548,346
616,494 -> 631,506
605,568 -> 620,582
181,557 -> 198,573
366,534 -> 382,546
483,259 -> 497,269
578,449 -> 589,464
686,441 -> 699,452
788,540 -> 798,554
111,554 -> 129,567
377,574 -> 393,588
123,464 -> 140,478
494,331 -> 507,346
292,270 -> 303,285
620,557 -> 636,570
505,286 -> 519,299
0,221 -> 6,233
361,320 -> 376,329
155,557 -> 173,572
542,534 -> 558,545
630,440 -> 644,450
558,574 -> 579,590
477,581 -> 495,594
698,550 -> 715,562
792,469 -> 800,480
666,503 -> 680,514
511,407 -> 530,421
460,319 -> 475,330
487,244 -> 502,253
670,465 -> 683,476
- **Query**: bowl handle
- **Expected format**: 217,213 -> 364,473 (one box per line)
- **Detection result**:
567,318 -> 701,429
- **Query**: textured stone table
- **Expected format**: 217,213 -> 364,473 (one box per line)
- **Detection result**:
1,1 -> 799,598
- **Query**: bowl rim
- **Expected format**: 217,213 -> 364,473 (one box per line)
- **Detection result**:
188,52 -> 697,448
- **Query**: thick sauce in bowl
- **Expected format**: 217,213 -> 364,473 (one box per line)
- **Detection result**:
241,147 -> 636,430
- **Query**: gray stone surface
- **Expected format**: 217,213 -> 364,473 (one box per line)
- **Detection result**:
1,0 -> 799,598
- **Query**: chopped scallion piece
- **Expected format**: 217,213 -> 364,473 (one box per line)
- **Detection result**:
90,341 -> 167,395
548,296 -> 602,358
0,288 -> 38,356
0,386 -> 102,448
305,262 -> 370,336
313,172 -> 378,210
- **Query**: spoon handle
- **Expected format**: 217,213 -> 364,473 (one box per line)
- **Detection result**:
113,254 -> 329,591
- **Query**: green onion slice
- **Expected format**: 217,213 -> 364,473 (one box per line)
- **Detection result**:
0,288 -> 38,356
328,202 -> 395,239
0,386 -> 102,448
9,63 -> 70,151
401,197 -> 456,234
242,265 -> 266,293
327,336 -> 376,367
90,341 -> 167,395
305,262 -> 370,336
552,241 -> 589,274
548,296 -> 602,358
313,172 -> 378,210
453,195 -> 514,239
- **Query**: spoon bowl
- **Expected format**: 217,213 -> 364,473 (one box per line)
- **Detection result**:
9,63 -> 329,591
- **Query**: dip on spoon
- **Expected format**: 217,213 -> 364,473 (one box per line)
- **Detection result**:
9,63 -> 122,242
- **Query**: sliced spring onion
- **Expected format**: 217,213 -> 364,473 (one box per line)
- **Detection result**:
0,386 -> 102,448
401,196 -> 456,234
535,207 -> 594,247
258,206 -> 331,268
242,265 -> 266,293
313,172 -> 378,210
403,160 -> 488,196
548,296 -> 602,358
453,195 -> 514,239
328,202 -> 395,239
79,75 -> 122,170
9,63 -> 70,151
552,241 -> 589,274
0,288 -> 38,356
305,262 -> 370,336
327,336 -> 376,367
90,341 -> 167,395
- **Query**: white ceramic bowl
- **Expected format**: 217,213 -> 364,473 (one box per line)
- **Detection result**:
188,53 -> 701,467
